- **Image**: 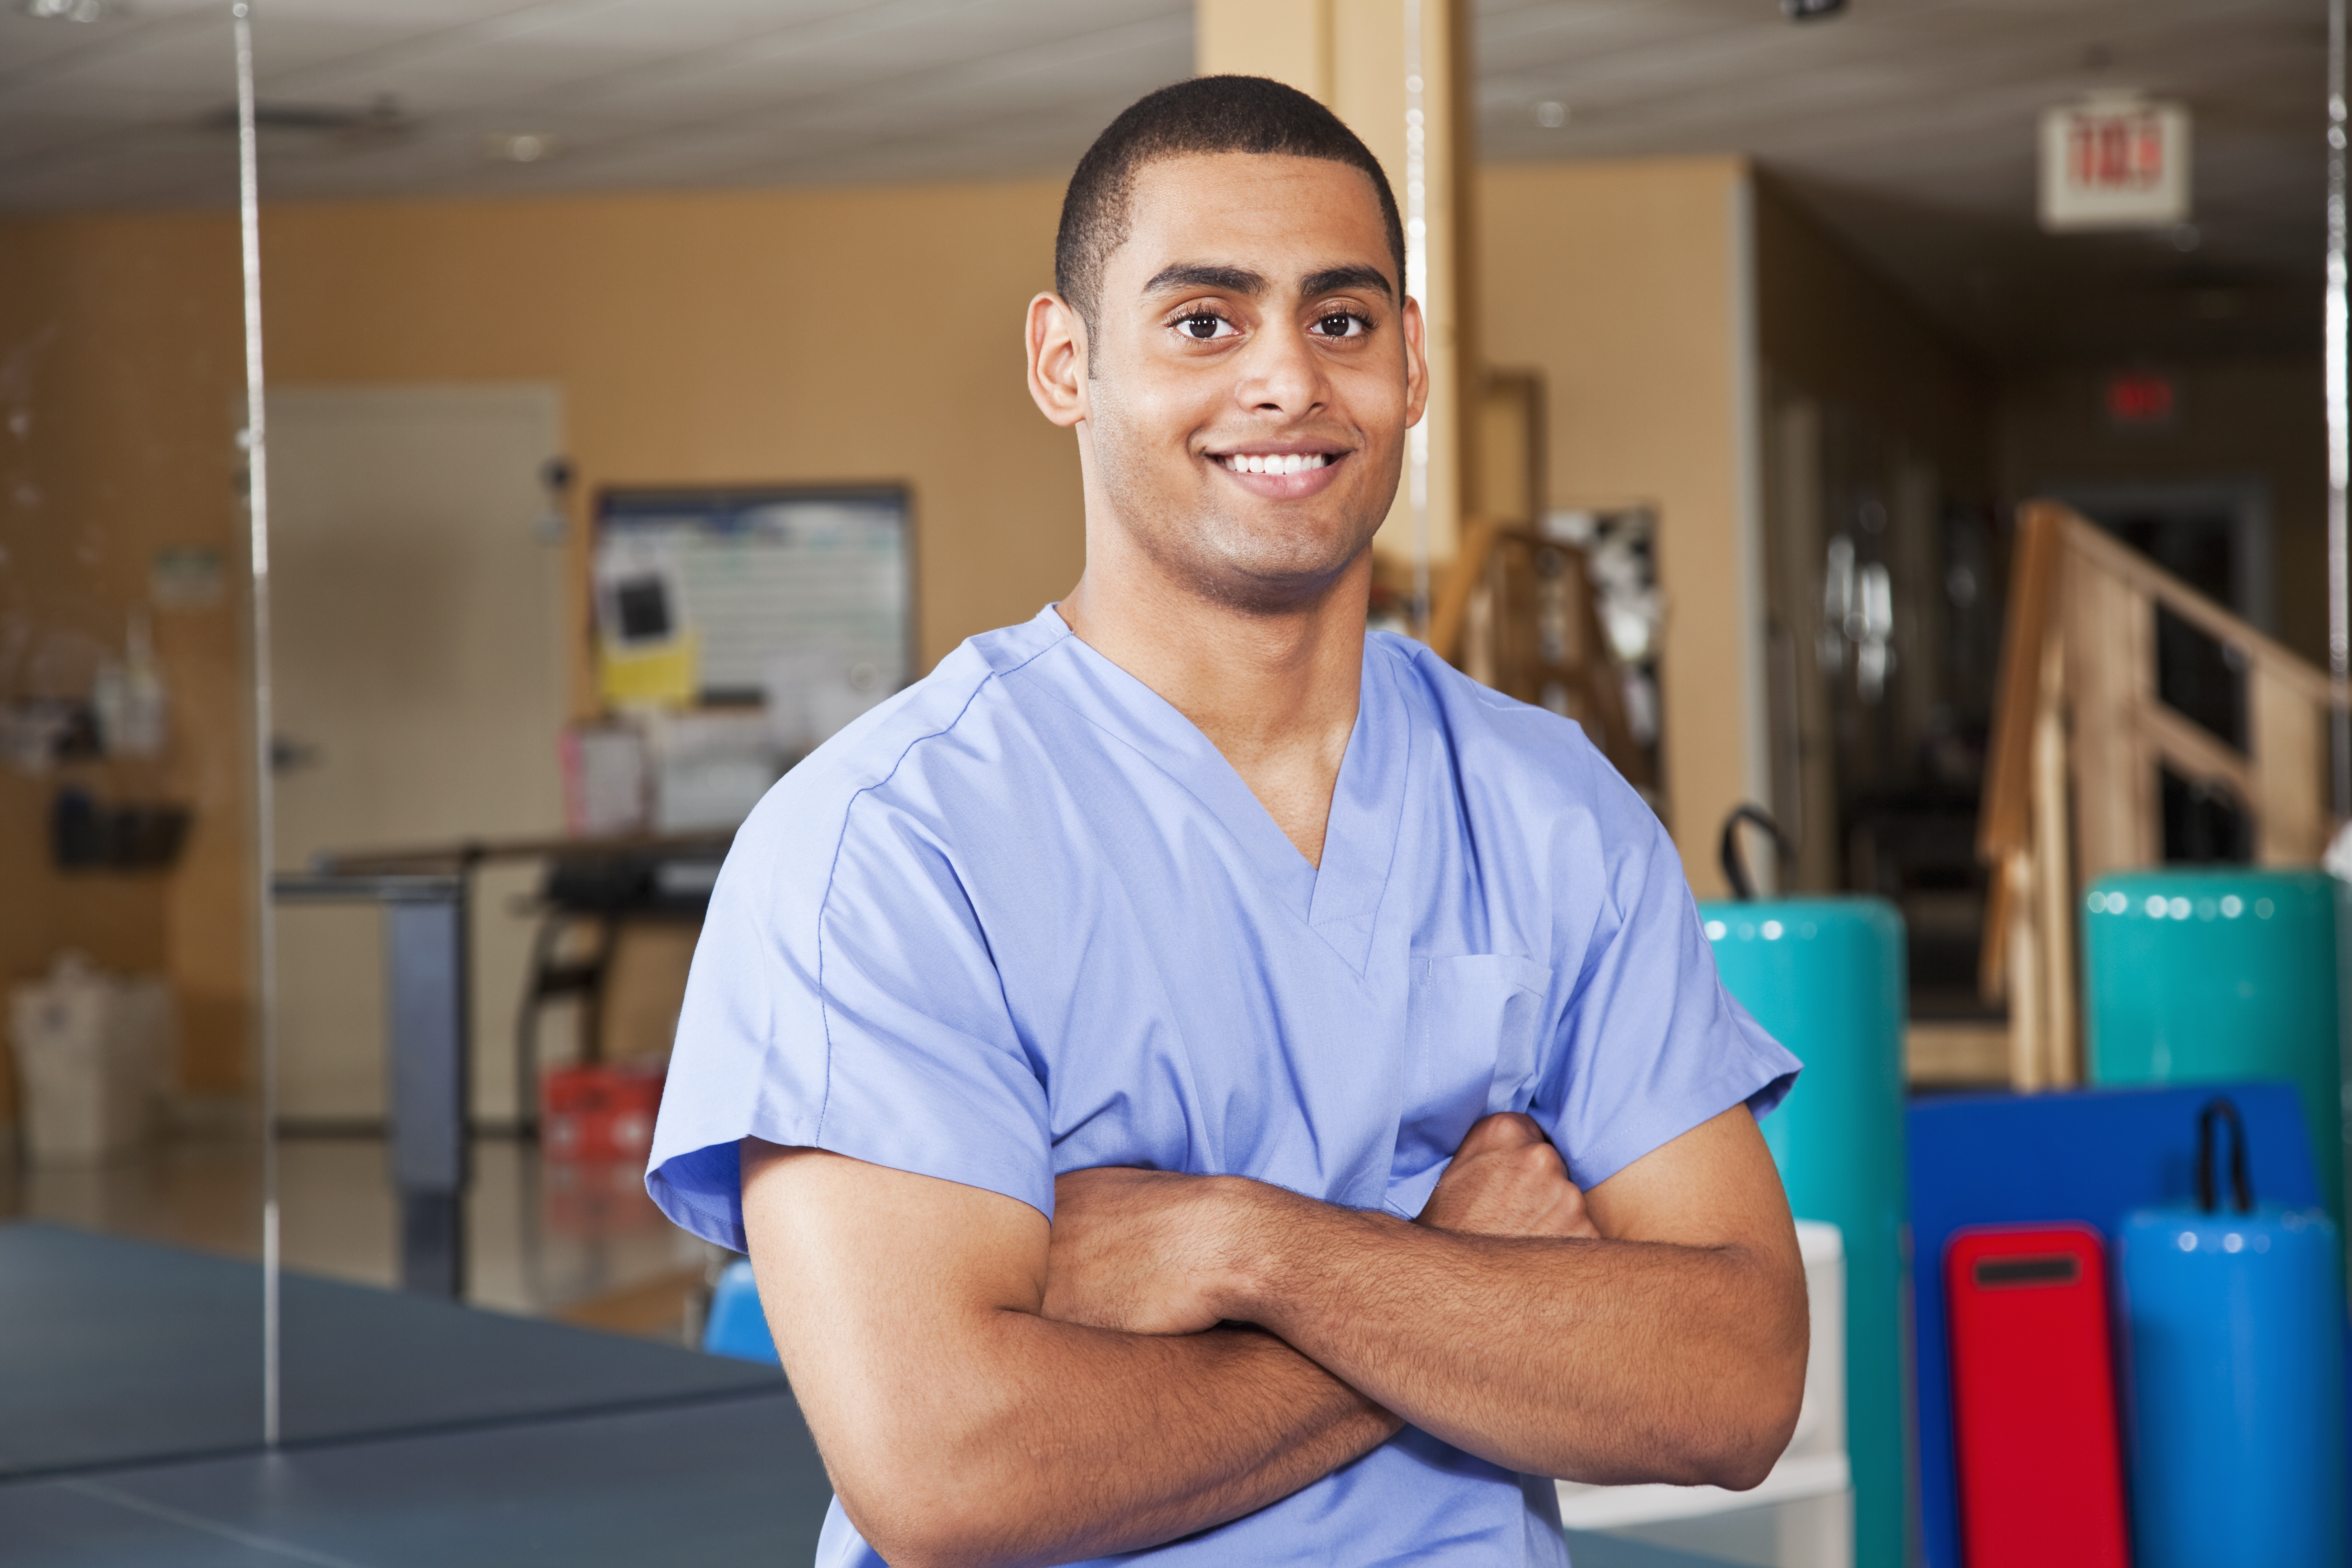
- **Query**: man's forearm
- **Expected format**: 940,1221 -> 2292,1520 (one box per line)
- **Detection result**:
1220,1195 -> 1803,1487
838,1314 -> 1395,1568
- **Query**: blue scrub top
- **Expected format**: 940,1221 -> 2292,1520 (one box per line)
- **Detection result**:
649,605 -> 1798,1568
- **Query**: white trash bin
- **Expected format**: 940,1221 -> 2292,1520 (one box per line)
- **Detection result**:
8,953 -> 174,1164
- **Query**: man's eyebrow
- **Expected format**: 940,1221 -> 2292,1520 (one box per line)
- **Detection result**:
1300,265 -> 1395,301
1142,263 -> 1266,296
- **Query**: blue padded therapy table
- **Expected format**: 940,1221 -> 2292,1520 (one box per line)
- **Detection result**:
0,1221 -> 1738,1568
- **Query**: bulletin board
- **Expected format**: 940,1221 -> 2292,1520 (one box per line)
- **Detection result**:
591,485 -> 914,706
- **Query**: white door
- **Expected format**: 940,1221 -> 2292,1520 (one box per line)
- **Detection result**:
268,384 -> 566,1125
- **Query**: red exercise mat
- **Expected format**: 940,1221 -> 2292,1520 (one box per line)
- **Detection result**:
1947,1222 -> 2130,1568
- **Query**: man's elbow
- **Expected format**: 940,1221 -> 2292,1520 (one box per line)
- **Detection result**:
847,1504 -> 1000,1568
834,1458 -> 1037,1568
1689,1396 -> 1801,1493
1683,1279 -> 1809,1491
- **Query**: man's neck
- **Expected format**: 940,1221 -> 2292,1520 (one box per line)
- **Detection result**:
1059,535 -> 1369,869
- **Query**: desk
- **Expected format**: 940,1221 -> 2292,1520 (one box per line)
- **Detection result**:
273,831 -> 728,1296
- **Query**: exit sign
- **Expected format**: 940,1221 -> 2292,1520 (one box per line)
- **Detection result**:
2039,97 -> 2191,231
2105,368 -> 2178,429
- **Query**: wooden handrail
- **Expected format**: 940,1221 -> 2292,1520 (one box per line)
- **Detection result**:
1978,500 -> 2067,870
2064,520 -> 2336,705
1425,516 -> 1497,662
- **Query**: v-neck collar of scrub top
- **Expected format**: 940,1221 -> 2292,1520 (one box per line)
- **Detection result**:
1006,604 -> 1410,978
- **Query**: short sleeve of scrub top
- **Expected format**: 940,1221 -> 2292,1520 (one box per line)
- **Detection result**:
1523,745 -> 1794,1195
646,649 -> 1064,1253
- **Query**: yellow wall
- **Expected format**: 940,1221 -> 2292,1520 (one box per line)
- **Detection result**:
0,210 -> 253,1098
1479,158 -> 1760,893
2,177 -> 1081,1097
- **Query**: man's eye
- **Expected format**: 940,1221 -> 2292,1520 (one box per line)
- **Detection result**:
1313,313 -> 1368,338
1179,314 -> 1238,341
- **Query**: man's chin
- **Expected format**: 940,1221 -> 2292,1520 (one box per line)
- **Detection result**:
1177,532 -> 1374,617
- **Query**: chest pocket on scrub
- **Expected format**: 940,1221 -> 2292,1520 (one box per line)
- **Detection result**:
1389,954 -> 1556,1212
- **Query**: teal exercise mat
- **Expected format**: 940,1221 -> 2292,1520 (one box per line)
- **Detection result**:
2081,867 -> 2348,1226
1700,895 -> 1905,1568
0,1222 -> 778,1480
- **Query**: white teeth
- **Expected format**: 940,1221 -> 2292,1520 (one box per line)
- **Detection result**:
1223,453 -> 1330,474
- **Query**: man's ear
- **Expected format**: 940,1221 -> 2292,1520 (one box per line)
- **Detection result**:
1400,294 -> 1431,430
1026,292 -> 1090,428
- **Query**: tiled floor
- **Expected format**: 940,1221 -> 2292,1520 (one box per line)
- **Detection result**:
0,1131 -> 720,1339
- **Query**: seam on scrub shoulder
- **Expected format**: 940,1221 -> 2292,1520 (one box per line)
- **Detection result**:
809,642 -> 1061,1140
1011,655 -> 1270,842
1385,631 -> 1518,711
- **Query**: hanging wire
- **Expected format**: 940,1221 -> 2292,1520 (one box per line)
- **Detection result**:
231,0 -> 281,1449
1403,0 -> 1431,634
2330,0 -> 2349,818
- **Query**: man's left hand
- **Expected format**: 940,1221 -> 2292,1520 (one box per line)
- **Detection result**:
1044,1167 -> 1270,1335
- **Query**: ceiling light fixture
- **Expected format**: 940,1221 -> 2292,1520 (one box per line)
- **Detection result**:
1782,0 -> 1845,19
23,0 -> 106,21
1535,101 -> 1568,128
485,133 -> 561,164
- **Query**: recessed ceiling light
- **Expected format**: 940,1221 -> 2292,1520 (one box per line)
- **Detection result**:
1782,0 -> 1845,19
1535,101 -> 1568,129
23,0 -> 107,20
485,132 -> 561,164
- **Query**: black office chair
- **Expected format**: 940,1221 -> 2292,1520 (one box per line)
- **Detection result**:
513,851 -> 721,1136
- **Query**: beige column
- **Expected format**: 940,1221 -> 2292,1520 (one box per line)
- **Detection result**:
1197,0 -> 1473,601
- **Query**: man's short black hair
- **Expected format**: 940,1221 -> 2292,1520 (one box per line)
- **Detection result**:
1054,75 -> 1407,336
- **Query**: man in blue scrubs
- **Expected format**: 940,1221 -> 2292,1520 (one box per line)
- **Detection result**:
649,75 -> 1806,1568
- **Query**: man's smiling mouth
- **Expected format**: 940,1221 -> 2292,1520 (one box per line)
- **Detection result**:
1213,452 -> 1337,475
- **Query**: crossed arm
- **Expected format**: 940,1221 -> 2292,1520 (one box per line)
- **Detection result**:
741,1106 -> 1808,1568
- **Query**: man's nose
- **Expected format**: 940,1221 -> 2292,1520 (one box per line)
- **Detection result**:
1234,312 -> 1326,417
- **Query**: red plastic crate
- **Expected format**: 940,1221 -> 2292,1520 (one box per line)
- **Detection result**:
541,1061 -> 665,1162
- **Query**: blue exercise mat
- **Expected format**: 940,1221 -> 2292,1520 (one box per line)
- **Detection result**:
0,1382 -> 1745,1568
1906,1083 -> 2325,1568
0,1387 -> 827,1568
0,1222 -> 779,1479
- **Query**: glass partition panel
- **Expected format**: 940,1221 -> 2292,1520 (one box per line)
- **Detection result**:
243,1 -> 1162,1420
0,0 -> 268,1465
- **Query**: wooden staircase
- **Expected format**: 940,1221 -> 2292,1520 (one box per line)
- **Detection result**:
1978,499 -> 2340,1089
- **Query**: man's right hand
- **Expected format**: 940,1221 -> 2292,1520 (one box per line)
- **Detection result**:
1416,1112 -> 1599,1239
